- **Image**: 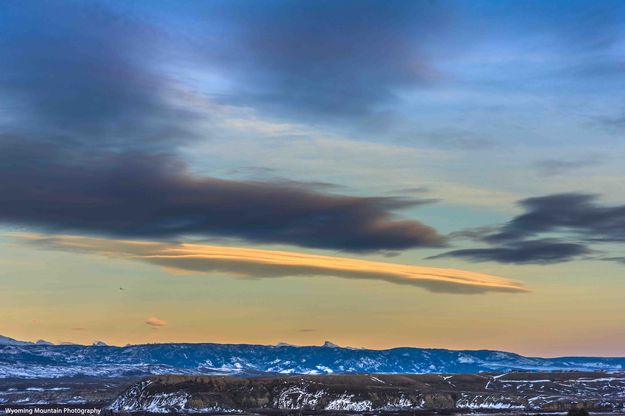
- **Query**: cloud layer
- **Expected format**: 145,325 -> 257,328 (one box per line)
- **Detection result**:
487,194 -> 625,243
0,141 -> 443,252
15,233 -> 527,294
430,239 -> 591,265
0,2 -> 445,253
3,2 -> 624,261
191,0 -> 451,120
436,193 -> 625,264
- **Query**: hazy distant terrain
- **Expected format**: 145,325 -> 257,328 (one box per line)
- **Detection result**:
1,337 -> 624,379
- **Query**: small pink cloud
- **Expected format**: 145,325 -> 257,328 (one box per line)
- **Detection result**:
145,316 -> 168,327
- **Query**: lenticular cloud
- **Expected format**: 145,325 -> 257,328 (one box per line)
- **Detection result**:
17,233 -> 527,294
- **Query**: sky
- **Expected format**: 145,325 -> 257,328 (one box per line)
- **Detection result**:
1,0 -> 625,357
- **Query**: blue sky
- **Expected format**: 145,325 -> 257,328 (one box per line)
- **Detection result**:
1,0 -> 624,355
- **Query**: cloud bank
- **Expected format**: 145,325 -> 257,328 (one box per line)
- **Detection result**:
15,234 -> 527,294
0,1 -> 444,253
486,194 -> 625,243
435,193 -> 625,264
0,143 -> 443,252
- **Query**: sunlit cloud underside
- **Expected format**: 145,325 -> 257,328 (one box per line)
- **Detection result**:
14,233 -> 528,294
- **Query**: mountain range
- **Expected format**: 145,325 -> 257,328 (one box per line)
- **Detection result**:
2,334 -> 624,378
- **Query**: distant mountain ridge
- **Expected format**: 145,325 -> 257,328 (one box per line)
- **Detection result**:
1,334 -> 624,378
0,335 -> 53,346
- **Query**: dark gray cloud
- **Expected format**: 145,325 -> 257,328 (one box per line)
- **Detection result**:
429,239 -> 591,265
177,0 -> 625,124
389,186 -> 431,195
6,0 -> 621,135
179,0 -> 454,121
5,1 -> 624,257
0,1 -> 445,252
532,159 -> 599,176
487,194 -> 625,243
0,2 -> 195,149
434,193 -> 625,264
447,226 -> 500,242
603,257 -> 625,265
0,136 -> 443,251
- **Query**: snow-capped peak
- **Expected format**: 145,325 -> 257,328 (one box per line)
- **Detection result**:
92,340 -> 108,347
1,335 -> 625,379
276,342 -> 297,347
0,335 -> 55,346
0,335 -> 33,346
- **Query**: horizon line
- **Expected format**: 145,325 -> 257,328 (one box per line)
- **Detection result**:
3,334 -> 624,360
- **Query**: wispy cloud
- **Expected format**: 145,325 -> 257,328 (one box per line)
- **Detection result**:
532,158 -> 599,176
14,233 -> 527,294
429,238 -> 592,265
145,317 -> 168,327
